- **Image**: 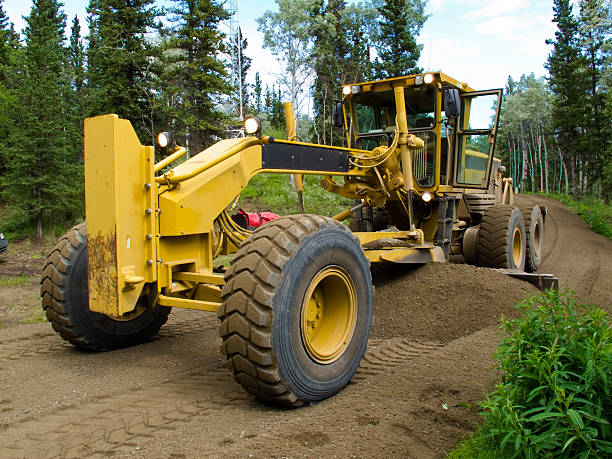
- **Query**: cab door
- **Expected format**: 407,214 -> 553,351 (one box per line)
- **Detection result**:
452,89 -> 503,189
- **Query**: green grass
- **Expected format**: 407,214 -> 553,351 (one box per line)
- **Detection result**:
237,173 -> 352,217
0,275 -> 33,288
541,193 -> 612,240
19,309 -> 47,324
448,291 -> 612,458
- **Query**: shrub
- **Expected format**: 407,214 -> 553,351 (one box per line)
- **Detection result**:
450,291 -> 612,458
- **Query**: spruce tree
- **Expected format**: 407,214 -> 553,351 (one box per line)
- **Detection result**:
2,0 -> 81,238
373,0 -> 427,79
253,71 -> 262,114
67,15 -> 85,163
310,0 -> 343,144
0,1 -> 20,179
86,0 -> 161,141
546,0 -> 587,199
231,26 -> 251,118
578,0 -> 611,199
160,0 -> 230,155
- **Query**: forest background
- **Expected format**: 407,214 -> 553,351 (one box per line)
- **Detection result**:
0,0 -> 610,239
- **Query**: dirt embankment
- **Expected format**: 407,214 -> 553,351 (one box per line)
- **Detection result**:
0,196 -> 610,458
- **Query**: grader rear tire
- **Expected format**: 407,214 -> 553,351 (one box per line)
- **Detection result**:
518,203 -> 544,272
477,205 -> 526,270
40,223 -> 171,351
218,215 -> 373,407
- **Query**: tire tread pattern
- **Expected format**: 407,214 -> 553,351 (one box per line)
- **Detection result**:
477,205 -> 519,269
218,215 -> 362,407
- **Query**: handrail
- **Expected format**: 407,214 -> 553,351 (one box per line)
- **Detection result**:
154,136 -> 271,185
154,147 -> 187,173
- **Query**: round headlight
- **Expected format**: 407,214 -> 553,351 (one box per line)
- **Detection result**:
351,85 -> 361,95
424,74 -> 434,84
342,86 -> 351,96
156,132 -> 174,148
244,117 -> 262,136
414,75 -> 424,85
421,191 -> 433,203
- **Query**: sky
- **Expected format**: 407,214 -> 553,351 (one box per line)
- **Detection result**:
4,0 -> 560,95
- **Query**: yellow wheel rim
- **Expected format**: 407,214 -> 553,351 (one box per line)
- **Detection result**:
512,227 -> 523,267
301,266 -> 357,364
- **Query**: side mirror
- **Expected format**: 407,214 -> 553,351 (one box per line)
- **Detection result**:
443,89 -> 460,118
332,102 -> 344,128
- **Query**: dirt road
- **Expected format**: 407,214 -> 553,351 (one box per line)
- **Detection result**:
0,196 -> 610,458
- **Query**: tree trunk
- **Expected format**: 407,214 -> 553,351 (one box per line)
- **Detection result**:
541,124 -> 549,193
37,213 -> 43,239
571,156 -> 578,200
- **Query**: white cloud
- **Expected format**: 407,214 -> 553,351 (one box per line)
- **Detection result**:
464,0 -> 530,20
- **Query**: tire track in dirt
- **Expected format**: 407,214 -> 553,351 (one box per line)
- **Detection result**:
0,334 -> 444,458
0,366 -> 249,458
0,313 -> 218,364
580,251 -> 602,296
352,338 -> 445,382
541,202 -> 559,262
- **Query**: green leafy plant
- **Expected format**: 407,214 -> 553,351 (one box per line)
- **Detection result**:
450,291 -> 612,458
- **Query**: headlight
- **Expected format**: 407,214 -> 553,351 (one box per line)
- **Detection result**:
244,117 -> 262,136
424,74 -> 434,84
342,86 -> 351,96
415,75 -> 424,85
351,85 -> 361,95
421,191 -> 433,203
156,132 -> 174,148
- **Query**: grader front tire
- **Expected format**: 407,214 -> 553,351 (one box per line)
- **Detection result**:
218,215 -> 374,406
40,223 -> 171,351
477,205 -> 526,270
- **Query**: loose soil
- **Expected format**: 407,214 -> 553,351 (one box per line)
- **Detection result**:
0,196 -> 610,458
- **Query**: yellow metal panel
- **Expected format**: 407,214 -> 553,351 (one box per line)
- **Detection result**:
157,234 -> 212,289
84,115 -> 154,317
159,140 -> 262,236
157,295 -> 220,312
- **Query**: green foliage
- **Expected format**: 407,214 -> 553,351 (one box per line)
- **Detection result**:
253,72 -> 263,114
372,0 -> 427,79
0,1 -> 20,179
230,26 -> 251,117
86,0 -> 161,141
452,291 -> 612,458
498,74 -> 560,193
238,174 -> 351,217
1,0 -> 82,238
257,0 -> 317,130
309,1 -> 376,145
159,0 -> 231,154
544,193 -> 612,239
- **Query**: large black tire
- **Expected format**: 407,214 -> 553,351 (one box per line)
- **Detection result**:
40,223 -> 171,351
218,215 -> 373,406
477,205 -> 526,270
348,206 -> 392,232
518,203 -> 544,272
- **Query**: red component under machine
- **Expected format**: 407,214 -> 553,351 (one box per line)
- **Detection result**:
231,209 -> 280,230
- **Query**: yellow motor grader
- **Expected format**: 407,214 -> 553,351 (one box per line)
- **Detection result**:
41,72 -> 547,406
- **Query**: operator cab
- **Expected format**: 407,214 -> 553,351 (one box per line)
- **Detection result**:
340,72 -> 502,193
